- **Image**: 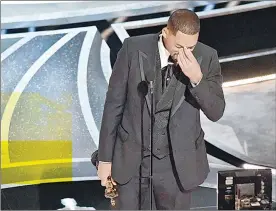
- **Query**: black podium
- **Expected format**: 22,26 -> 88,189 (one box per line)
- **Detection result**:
217,169 -> 272,210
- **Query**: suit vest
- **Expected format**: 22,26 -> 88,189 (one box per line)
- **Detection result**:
144,49 -> 178,159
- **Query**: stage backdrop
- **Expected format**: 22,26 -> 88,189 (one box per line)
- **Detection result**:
1,5 -> 276,188
1,27 -> 107,186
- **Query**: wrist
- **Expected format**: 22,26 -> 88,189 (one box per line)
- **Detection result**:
191,72 -> 203,84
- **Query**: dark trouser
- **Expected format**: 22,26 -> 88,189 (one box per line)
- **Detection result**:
112,155 -> 191,210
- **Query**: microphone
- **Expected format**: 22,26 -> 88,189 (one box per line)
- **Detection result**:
137,80 -> 148,210
137,80 -> 149,98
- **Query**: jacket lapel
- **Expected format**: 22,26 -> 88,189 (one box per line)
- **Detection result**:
138,50 -> 151,114
138,33 -> 160,114
170,72 -> 188,117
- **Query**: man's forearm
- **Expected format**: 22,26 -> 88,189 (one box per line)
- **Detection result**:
189,51 -> 225,122
189,77 -> 225,121
97,39 -> 130,162
98,99 -> 126,162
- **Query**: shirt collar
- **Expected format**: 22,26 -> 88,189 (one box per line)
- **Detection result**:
158,34 -> 171,69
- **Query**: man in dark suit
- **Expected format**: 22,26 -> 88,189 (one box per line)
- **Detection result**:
97,9 -> 225,210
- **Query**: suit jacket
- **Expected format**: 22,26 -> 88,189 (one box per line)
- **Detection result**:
98,33 -> 226,190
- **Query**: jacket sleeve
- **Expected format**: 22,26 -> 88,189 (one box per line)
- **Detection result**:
98,39 -> 130,162
189,50 -> 226,122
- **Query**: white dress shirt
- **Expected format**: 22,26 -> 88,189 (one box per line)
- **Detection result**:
158,35 -> 172,69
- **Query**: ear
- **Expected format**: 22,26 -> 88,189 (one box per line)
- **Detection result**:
162,27 -> 169,39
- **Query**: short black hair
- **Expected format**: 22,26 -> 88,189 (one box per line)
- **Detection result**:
167,9 -> 200,35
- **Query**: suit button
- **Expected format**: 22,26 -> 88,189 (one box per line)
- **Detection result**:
162,132 -> 166,135
157,148 -> 160,151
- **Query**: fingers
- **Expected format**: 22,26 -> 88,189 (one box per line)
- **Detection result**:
178,47 -> 201,80
178,48 -> 189,69
183,47 -> 195,62
181,49 -> 189,66
101,178 -> 107,186
111,177 -> 117,185
97,170 -> 108,186
98,172 -> 116,186
100,177 -> 116,187
98,172 -> 108,186
97,162 -> 112,187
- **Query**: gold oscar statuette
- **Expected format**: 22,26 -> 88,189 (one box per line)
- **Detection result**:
105,176 -> 118,206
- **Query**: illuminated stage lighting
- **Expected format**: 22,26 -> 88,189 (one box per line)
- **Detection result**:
222,74 -> 276,88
